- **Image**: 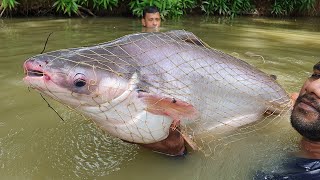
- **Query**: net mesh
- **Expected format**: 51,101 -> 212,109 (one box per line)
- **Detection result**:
24,30 -> 292,157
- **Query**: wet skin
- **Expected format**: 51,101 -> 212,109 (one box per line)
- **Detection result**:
291,68 -> 320,134
291,64 -> 320,159
141,12 -> 161,28
138,124 -> 186,156
120,123 -> 186,156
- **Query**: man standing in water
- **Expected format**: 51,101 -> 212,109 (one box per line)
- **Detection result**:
141,6 -> 161,30
256,62 -> 320,179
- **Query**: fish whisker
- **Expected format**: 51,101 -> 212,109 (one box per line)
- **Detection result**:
39,93 -> 65,121
40,32 -> 53,54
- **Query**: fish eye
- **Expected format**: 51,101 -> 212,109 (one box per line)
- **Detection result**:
74,79 -> 86,87
73,73 -> 86,87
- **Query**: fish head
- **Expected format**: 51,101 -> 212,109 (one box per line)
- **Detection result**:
22,50 -> 177,144
23,51 -> 129,108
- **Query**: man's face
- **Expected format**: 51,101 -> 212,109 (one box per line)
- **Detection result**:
291,66 -> 320,141
142,12 -> 161,28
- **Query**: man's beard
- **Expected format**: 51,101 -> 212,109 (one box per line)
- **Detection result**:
291,93 -> 320,141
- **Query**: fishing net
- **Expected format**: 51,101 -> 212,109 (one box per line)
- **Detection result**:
24,30 -> 292,157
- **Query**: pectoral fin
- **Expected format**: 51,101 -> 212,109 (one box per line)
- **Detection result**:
137,92 -> 200,151
138,92 -> 198,120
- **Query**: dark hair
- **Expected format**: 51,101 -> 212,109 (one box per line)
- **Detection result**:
143,6 -> 159,18
313,61 -> 320,71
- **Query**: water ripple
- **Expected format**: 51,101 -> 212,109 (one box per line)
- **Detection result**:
0,114 -> 138,179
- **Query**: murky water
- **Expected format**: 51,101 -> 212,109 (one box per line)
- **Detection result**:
1,16 -> 319,179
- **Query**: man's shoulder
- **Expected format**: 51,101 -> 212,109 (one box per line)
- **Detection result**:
254,157 -> 320,180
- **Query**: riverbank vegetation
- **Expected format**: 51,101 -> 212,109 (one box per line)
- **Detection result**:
1,0 -> 319,18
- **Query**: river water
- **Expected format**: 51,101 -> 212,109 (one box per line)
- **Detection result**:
0,16 -> 319,179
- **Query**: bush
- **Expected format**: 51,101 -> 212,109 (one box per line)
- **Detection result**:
0,0 -> 19,17
201,0 -> 254,17
129,0 -> 196,19
53,0 -> 79,16
271,0 -> 316,16
52,0 -> 120,16
0,0 -> 318,18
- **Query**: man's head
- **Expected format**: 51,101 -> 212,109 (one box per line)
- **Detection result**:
291,62 -> 320,141
141,6 -> 161,28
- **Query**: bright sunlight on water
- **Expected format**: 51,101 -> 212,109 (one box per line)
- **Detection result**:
0,16 -> 319,179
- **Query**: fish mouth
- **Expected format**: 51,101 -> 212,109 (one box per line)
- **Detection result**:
23,60 -> 45,78
26,69 -> 44,77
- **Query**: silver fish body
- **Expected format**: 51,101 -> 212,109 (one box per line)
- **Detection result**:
23,30 -> 290,144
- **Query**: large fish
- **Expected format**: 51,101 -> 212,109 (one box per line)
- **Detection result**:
23,30 -> 290,154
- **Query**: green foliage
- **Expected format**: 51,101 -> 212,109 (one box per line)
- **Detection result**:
78,0 -> 90,6
0,0 -> 317,18
92,0 -> 119,10
271,0 -> 316,16
230,0 -> 252,16
53,0 -> 79,16
129,0 -> 196,19
201,0 -> 253,17
1,0 -> 19,10
298,0 -> 315,12
53,0 -> 119,16
271,0 -> 298,16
